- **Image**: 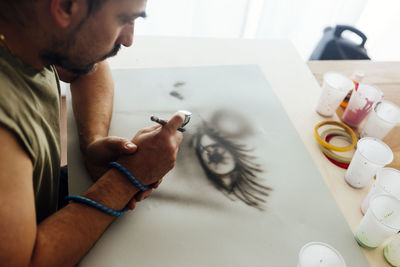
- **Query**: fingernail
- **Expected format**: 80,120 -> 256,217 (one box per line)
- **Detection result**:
125,142 -> 135,149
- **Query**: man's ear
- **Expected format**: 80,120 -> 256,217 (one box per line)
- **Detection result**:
50,0 -> 80,28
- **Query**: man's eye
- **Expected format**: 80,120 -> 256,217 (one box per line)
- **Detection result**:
119,16 -> 136,25
121,18 -> 134,25
126,19 -> 135,25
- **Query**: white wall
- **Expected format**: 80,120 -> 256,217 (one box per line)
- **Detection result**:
254,0 -> 367,59
134,0 -> 399,61
135,0 -> 248,38
356,0 -> 400,61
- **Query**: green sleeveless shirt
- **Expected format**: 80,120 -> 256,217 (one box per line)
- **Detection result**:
0,46 -> 61,223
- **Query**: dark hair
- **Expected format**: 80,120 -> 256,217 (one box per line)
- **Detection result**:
0,1 -> 33,25
0,0 -> 108,23
86,0 -> 108,15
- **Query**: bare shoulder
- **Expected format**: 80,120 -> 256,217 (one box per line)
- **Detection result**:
0,125 -> 37,266
0,124 -> 33,172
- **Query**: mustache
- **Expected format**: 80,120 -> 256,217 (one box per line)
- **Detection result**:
42,44 -> 123,76
100,44 -> 121,61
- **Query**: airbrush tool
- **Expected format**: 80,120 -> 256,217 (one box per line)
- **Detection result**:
151,110 -> 192,132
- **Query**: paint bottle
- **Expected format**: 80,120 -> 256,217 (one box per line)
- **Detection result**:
340,71 -> 365,109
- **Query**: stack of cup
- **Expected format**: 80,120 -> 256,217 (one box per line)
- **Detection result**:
297,242 -> 346,267
316,72 -> 354,117
360,100 -> 400,139
345,137 -> 393,188
355,194 -> 400,249
342,83 -> 383,128
361,168 -> 400,215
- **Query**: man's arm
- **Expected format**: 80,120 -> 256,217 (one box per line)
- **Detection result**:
59,61 -> 114,154
58,61 -> 137,181
59,60 -> 156,207
0,125 -> 139,267
0,113 -> 184,267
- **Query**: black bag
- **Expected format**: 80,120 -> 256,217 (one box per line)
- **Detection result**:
310,25 -> 370,60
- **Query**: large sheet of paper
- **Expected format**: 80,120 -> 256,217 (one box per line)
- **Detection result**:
69,65 -> 368,266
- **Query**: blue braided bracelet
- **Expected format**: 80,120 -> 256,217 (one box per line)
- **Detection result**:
65,195 -> 125,217
108,161 -> 149,191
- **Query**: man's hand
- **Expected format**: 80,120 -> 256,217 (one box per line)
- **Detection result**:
84,136 -> 159,210
84,112 -> 185,210
84,136 -> 139,181
117,112 -> 185,187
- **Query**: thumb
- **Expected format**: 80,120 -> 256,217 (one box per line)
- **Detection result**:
121,140 -> 137,154
106,136 -> 137,154
164,112 -> 185,133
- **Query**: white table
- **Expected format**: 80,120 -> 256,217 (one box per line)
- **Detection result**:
68,37 -> 379,266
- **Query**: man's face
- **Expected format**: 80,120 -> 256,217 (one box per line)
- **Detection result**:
42,0 -> 147,75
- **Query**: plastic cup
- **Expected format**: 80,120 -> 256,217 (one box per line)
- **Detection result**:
345,137 -> 393,188
342,83 -> 383,127
316,72 -> 354,117
360,100 -> 400,139
361,168 -> 400,215
297,242 -> 346,267
355,194 -> 400,249
384,234 -> 400,267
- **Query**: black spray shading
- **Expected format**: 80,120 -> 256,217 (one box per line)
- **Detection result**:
169,81 -> 271,210
191,122 -> 271,211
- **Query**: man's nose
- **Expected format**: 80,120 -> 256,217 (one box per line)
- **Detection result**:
118,24 -> 134,47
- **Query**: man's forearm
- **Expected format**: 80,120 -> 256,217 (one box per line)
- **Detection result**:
70,61 -> 114,154
30,169 -> 139,267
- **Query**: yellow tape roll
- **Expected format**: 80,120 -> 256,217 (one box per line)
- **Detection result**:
314,120 -> 358,152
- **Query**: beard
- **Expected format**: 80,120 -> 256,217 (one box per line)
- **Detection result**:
40,43 -> 121,75
39,15 -> 124,75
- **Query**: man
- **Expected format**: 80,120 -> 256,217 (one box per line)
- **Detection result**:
0,0 -> 184,266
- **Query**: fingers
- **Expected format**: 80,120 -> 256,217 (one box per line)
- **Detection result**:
136,178 -> 162,201
127,179 -> 163,211
106,136 -> 137,154
164,112 -> 185,134
127,198 -> 137,210
153,178 -> 163,189
137,189 -> 153,201
138,124 -> 162,134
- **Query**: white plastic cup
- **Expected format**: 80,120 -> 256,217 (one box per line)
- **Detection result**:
384,234 -> 400,267
342,83 -> 383,127
361,168 -> 400,215
297,242 -> 346,267
360,100 -> 400,139
355,194 -> 400,249
345,137 -> 393,188
316,72 -> 354,117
